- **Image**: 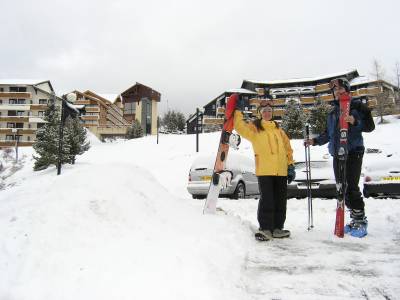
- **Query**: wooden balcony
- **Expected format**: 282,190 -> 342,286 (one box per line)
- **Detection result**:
75,100 -> 91,105
216,107 -> 225,114
249,98 -> 260,105
203,117 -> 224,125
85,107 -> 100,113
0,128 -> 36,134
30,104 -> 48,110
273,109 -> 285,117
0,140 -> 35,147
300,96 -> 315,104
319,94 -> 334,102
356,86 -> 381,96
0,116 -> 29,122
368,99 -> 377,107
0,92 -> 31,98
81,115 -> 99,121
315,83 -> 330,92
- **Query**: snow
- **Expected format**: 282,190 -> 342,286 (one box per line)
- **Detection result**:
225,88 -> 257,94
96,93 -> 119,102
1,115 -> 400,299
350,75 -> 376,86
244,69 -> 358,85
0,79 -> 49,85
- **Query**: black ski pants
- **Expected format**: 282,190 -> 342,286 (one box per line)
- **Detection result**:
257,176 -> 288,231
333,152 -> 365,210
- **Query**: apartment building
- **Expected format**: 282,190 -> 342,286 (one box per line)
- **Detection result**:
114,82 -> 161,135
191,69 -> 398,133
70,90 -> 131,140
0,79 -> 59,148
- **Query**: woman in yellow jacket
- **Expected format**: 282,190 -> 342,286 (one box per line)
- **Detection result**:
234,100 -> 295,241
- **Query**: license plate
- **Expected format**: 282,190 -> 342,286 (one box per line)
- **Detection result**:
382,176 -> 400,181
201,175 -> 212,181
297,183 -> 319,189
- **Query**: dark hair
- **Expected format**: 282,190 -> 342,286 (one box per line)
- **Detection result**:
252,118 -> 279,132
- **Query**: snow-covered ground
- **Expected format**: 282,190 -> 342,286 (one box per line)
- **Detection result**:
1,116 -> 400,300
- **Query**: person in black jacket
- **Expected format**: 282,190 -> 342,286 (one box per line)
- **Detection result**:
305,78 -> 368,238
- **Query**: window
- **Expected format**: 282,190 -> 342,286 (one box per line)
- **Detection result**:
9,99 -> 17,104
7,123 -> 15,128
6,135 -> 14,141
27,136 -> 30,141
124,102 -> 136,114
16,111 -> 24,116
38,111 -> 45,117
0,100 -> 2,104
39,99 -> 48,104
37,123 -> 45,129
16,123 -> 23,129
17,99 -> 26,104
9,86 -> 27,92
8,111 -> 17,116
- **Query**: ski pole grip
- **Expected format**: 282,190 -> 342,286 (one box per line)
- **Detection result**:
305,124 -> 310,139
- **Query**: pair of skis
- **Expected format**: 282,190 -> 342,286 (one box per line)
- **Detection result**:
304,83 -> 351,238
334,89 -> 351,238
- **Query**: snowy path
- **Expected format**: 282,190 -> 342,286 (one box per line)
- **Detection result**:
218,198 -> 400,300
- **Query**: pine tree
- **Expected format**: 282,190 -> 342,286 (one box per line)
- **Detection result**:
309,100 -> 332,135
281,99 -> 308,139
33,101 -> 61,171
126,119 -> 144,139
161,110 -> 186,132
33,101 -> 76,171
64,117 -> 90,164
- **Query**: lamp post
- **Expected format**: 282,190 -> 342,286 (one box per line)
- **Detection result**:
157,116 -> 160,144
11,128 -> 19,163
195,108 -> 204,152
57,93 -> 78,175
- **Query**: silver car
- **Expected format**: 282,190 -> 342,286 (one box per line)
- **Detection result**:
363,151 -> 400,198
287,158 -> 336,199
187,153 -> 259,199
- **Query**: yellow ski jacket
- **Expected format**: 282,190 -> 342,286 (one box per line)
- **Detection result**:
234,111 -> 294,176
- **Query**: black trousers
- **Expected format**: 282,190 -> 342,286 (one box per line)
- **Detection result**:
333,152 -> 365,210
257,176 -> 288,231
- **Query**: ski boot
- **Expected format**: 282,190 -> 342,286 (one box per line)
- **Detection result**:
345,218 -> 368,238
255,229 -> 273,241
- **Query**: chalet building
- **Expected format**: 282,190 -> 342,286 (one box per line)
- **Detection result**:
0,80 -> 60,148
187,88 -> 256,134
189,69 -> 399,134
113,82 -> 161,135
71,90 -> 131,140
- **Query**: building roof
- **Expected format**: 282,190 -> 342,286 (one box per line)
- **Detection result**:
0,79 -> 50,85
225,88 -> 257,94
242,69 -> 359,86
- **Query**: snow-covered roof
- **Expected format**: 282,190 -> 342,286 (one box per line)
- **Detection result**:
244,69 -> 358,85
350,76 -> 376,86
0,79 -> 49,85
225,88 -> 257,94
97,94 -> 119,102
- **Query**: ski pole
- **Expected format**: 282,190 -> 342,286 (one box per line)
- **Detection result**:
304,123 -> 314,230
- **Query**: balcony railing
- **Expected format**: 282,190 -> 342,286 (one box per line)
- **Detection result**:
315,83 -> 330,93
0,92 -> 32,98
0,128 -> 36,134
0,116 -> 30,122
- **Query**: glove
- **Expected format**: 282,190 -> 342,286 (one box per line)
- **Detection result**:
287,165 -> 296,184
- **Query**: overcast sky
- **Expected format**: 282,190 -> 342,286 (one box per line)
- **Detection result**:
1,0 -> 399,116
